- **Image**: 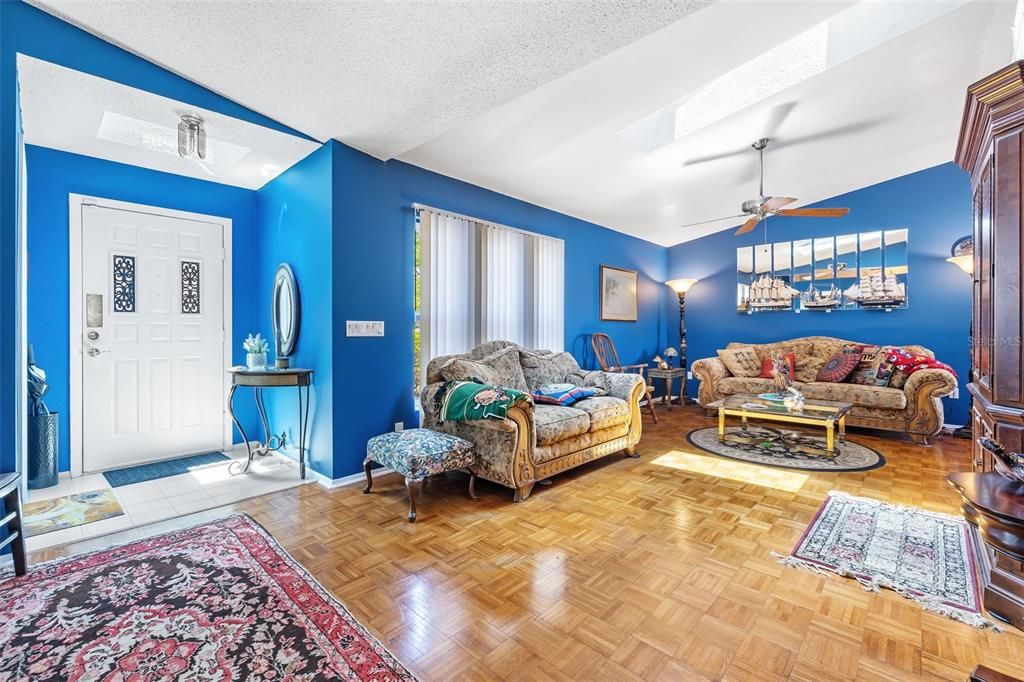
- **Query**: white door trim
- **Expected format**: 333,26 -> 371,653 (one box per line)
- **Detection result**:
69,194 -> 233,477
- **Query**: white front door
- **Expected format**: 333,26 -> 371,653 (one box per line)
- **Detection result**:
79,202 -> 227,473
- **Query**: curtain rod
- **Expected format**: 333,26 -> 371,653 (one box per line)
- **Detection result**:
412,203 -> 564,244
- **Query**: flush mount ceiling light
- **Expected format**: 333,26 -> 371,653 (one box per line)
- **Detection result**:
177,114 -> 206,160
98,111 -> 251,166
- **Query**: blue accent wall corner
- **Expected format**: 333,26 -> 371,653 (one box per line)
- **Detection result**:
667,162 -> 973,426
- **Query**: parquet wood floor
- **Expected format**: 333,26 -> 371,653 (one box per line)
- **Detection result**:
30,407 -> 1024,681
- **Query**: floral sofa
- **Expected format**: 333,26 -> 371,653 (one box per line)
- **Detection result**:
691,336 -> 957,444
420,341 -> 646,502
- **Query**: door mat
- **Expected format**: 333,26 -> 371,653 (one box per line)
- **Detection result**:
23,489 -> 124,537
102,452 -> 230,488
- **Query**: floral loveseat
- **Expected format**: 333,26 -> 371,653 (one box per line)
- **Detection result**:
691,336 -> 957,444
420,341 -> 646,502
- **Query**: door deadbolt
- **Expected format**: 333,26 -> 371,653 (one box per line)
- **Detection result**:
87,331 -> 99,341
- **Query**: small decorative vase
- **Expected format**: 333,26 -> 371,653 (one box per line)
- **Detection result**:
246,352 -> 268,370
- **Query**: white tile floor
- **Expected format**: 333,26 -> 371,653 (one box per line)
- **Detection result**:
24,448 -> 311,552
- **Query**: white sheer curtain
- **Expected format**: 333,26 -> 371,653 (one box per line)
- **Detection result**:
420,210 -> 476,366
418,207 -> 564,378
529,235 -> 564,351
480,224 -> 526,345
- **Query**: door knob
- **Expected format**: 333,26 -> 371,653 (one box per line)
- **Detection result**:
87,347 -> 110,357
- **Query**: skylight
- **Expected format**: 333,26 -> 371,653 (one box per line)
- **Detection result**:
618,0 -> 970,152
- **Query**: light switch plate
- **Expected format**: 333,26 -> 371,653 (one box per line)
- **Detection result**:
346,320 -> 384,337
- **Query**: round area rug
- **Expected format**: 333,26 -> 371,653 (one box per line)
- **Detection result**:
686,425 -> 885,472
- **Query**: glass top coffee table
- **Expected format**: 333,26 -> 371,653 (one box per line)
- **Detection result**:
706,394 -> 853,457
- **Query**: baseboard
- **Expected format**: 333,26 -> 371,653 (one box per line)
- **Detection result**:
314,466 -> 395,490
942,423 -> 966,432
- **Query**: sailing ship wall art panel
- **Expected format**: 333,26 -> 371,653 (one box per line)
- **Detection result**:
736,229 -> 908,313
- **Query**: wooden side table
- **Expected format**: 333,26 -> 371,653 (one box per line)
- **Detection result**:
647,367 -> 687,410
227,368 -> 313,479
1,473 -> 27,576
948,471 -> 1024,630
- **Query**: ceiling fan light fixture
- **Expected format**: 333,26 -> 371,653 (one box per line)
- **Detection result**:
177,114 -> 206,160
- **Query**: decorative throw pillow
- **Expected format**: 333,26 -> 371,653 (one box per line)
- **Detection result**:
816,352 -> 861,383
440,358 -> 501,386
519,350 -> 583,389
480,347 -> 529,392
758,352 -> 796,379
873,354 -> 897,387
847,345 -> 885,385
531,383 -> 596,406
717,347 -> 761,377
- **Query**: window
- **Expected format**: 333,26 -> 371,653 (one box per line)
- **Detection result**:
414,206 -> 564,392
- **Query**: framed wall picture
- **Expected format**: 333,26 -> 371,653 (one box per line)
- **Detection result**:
600,265 -> 638,321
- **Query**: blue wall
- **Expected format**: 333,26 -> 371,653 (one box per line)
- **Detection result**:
327,142 -> 670,479
667,163 -> 973,425
0,0 -> 313,473
25,145 -> 263,471
253,143 -> 335,479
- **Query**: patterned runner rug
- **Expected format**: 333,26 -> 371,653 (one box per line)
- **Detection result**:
0,514 -> 416,680
777,491 -> 998,629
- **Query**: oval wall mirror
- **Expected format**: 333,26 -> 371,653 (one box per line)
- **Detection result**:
272,263 -> 300,367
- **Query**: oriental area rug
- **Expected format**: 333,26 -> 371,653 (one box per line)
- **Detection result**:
776,491 -> 998,629
687,425 -> 885,472
0,514 -> 416,680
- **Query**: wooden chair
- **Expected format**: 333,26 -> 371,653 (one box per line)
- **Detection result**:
591,333 -> 658,424
1,472 -> 27,576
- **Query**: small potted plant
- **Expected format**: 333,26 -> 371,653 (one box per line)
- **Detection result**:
243,333 -> 270,370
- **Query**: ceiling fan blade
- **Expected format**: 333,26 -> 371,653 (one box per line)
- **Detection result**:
762,196 -> 797,212
682,148 -> 750,167
775,208 -> 850,218
680,213 -> 748,229
734,216 -> 761,236
762,102 -> 797,139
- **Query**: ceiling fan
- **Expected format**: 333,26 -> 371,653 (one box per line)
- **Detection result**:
682,138 -> 850,236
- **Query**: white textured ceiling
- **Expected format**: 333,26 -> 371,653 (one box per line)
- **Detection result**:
28,0 -> 710,160
18,55 -> 320,190
27,0 -> 1016,245
400,0 -> 1015,245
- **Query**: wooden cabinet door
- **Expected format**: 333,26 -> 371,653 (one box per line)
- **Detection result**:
974,155 -> 994,402
993,130 -> 1024,409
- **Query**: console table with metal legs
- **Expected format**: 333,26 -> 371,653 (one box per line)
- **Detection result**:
226,368 -> 312,479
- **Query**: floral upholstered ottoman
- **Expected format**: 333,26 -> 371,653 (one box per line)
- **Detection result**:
363,428 -> 477,522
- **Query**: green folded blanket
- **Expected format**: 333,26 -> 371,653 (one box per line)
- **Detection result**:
436,381 -> 531,422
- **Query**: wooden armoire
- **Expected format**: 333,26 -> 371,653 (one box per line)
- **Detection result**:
955,62 -> 1024,631
956,62 -> 1024,473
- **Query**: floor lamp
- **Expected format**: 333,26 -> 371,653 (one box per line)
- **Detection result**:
666,278 -> 698,403
947,235 -> 973,439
